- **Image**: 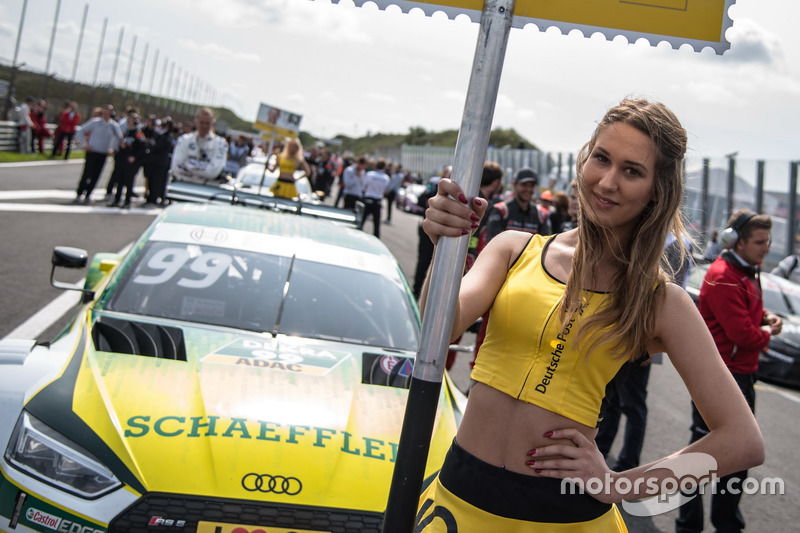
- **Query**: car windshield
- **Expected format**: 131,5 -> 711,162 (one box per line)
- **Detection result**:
104,241 -> 419,350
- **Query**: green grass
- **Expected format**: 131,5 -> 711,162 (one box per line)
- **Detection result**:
0,150 -> 85,163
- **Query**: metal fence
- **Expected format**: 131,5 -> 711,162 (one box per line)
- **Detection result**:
398,145 -> 799,269
0,120 -> 56,152
398,144 -> 576,189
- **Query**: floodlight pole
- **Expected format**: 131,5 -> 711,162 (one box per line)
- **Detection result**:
381,1 -> 515,531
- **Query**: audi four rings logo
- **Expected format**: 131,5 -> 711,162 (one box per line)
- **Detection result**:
241,473 -> 303,495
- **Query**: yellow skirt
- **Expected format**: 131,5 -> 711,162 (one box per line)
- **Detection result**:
416,441 -> 628,532
270,178 -> 297,199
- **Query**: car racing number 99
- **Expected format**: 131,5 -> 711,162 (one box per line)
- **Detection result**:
134,247 -> 232,289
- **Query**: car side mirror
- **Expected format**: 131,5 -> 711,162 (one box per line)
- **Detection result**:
50,247 -> 94,302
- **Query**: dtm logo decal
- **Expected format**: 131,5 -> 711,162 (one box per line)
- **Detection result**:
242,473 -> 302,495
25,507 -> 105,533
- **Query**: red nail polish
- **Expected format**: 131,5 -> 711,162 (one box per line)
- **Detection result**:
543,431 -> 553,438
461,229 -> 469,235
471,222 -> 479,229
525,460 -> 535,466
458,193 -> 468,204
527,449 -> 537,456
534,469 -> 543,474
470,213 -> 480,222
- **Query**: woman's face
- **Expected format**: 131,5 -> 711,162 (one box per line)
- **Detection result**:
580,122 -> 657,240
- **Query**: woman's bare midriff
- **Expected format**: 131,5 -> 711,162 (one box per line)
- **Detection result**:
455,382 -> 598,475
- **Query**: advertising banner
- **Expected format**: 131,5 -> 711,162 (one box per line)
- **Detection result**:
254,103 -> 303,140
334,0 -> 735,53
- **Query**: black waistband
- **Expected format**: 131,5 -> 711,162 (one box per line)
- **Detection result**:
439,440 -> 612,523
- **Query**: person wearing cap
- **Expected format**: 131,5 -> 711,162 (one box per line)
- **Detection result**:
484,167 -> 552,243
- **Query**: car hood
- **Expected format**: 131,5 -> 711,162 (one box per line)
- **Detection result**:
24,318 -> 459,512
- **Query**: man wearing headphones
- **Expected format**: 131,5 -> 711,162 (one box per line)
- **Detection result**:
676,208 -> 782,533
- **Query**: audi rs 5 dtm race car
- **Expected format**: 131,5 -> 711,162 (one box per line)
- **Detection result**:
0,203 -> 465,533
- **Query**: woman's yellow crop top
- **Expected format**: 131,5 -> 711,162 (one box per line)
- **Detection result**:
278,157 -> 297,176
470,234 -> 628,428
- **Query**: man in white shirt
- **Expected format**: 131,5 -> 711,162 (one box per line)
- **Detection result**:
358,158 -> 391,238
16,96 -> 35,154
169,107 -> 228,184
342,156 -> 368,210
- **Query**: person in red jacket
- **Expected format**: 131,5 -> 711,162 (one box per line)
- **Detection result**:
676,208 -> 782,533
52,100 -> 81,159
30,99 -> 51,154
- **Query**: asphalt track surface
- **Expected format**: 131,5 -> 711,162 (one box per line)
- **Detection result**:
1,160 -> 798,532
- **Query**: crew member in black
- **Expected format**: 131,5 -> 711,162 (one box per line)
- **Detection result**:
484,167 -> 552,240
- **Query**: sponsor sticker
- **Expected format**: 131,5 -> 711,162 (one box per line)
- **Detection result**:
200,338 -> 349,375
24,506 -> 105,533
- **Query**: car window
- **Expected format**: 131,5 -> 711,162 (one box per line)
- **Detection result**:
104,241 -> 419,350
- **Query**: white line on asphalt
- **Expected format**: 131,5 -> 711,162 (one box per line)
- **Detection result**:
0,202 -> 160,214
0,189 -> 82,200
756,382 -> 800,404
5,287 -> 82,340
0,159 -> 84,168
3,243 -> 134,342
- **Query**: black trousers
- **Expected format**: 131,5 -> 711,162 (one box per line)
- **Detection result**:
359,197 -> 382,238
596,362 -> 652,471
343,194 -> 361,210
675,372 -> 756,533
146,164 -> 169,204
385,190 -> 398,221
76,152 -> 109,199
52,131 -> 75,159
413,222 -> 434,299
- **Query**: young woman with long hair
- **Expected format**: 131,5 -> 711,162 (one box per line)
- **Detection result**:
415,98 -> 764,532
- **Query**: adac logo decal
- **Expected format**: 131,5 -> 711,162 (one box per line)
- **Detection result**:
241,473 -> 302,495
25,507 -> 105,533
201,338 -> 350,376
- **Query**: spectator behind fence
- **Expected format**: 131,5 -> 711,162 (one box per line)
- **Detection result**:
16,96 -> 35,154
51,100 -> 81,159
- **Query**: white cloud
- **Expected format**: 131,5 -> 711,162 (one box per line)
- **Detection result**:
176,39 -> 261,63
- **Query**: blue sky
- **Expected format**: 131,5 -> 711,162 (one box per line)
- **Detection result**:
1,0 -> 798,161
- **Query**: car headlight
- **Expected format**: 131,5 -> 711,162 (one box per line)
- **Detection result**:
4,412 -> 121,499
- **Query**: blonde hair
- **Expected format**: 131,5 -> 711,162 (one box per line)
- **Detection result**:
280,137 -> 305,164
561,98 -> 689,361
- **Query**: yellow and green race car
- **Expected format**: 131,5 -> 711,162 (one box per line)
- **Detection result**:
0,203 -> 465,533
